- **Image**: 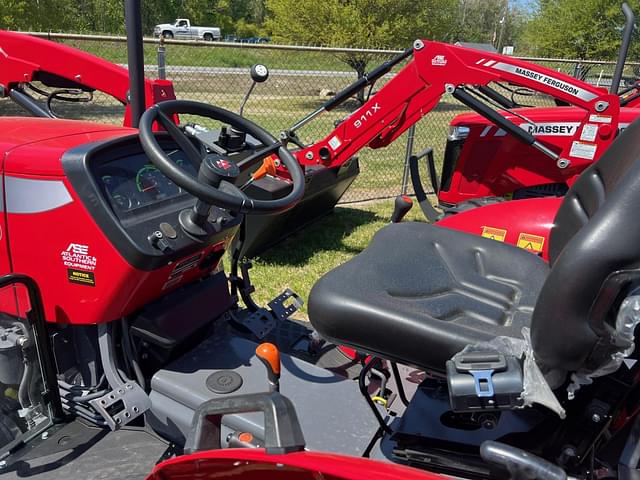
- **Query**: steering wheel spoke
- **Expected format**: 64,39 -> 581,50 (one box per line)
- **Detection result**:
139,100 -> 304,217
156,109 -> 204,166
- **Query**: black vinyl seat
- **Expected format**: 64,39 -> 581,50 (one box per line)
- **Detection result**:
308,222 -> 548,370
309,116 -> 640,377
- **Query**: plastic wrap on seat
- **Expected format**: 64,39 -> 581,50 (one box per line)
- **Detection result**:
454,327 -> 566,418
567,295 -> 640,399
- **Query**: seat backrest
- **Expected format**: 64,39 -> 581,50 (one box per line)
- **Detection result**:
532,117 -> 640,377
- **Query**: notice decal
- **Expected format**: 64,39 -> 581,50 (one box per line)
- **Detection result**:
580,124 -> 598,142
481,226 -> 507,242
68,268 -> 96,287
569,141 -> 597,160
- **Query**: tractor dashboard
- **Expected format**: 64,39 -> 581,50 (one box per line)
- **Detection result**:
0,118 -> 247,325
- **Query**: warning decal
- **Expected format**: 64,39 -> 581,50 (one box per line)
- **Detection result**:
569,141 -> 597,160
481,226 -> 507,242
516,233 -> 545,253
68,268 -> 96,286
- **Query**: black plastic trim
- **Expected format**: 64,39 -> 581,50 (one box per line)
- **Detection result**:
62,134 -> 241,271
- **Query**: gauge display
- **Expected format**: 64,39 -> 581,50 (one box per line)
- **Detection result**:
97,149 -> 197,216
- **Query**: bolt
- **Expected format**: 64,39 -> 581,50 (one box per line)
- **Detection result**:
445,84 -> 456,94
557,158 -> 571,169
305,151 -> 314,160
0,460 -> 6,470
592,413 -> 602,423
595,101 -> 609,112
41,431 -> 49,440
413,39 -> 425,50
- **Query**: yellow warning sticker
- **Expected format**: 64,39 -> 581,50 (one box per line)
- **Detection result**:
481,226 -> 507,242
517,233 -> 545,253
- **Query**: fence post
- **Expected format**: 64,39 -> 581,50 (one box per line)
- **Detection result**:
400,124 -> 416,195
157,36 -> 166,80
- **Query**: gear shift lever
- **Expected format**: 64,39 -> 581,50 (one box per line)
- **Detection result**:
256,342 -> 281,393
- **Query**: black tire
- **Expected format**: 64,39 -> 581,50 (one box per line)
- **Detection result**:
162,31 -> 173,39
203,33 -> 213,41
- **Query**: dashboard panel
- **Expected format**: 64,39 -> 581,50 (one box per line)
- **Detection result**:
96,149 -> 197,218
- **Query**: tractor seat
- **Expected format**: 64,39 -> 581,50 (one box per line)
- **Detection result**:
308,222 -> 549,371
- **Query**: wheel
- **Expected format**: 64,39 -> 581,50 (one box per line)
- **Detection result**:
138,99 -> 305,215
203,33 -> 213,41
162,31 -> 173,39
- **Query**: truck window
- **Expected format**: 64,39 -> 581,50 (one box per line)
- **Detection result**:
177,20 -> 187,27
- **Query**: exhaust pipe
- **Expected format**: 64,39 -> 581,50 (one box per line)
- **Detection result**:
610,2 -> 635,95
124,0 -> 146,128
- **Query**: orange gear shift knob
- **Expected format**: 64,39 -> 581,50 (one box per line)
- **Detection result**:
256,342 -> 281,385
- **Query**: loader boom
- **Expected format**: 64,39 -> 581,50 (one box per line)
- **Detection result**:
295,40 -> 620,171
0,30 -> 175,126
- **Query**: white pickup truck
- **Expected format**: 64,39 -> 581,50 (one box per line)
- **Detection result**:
153,19 -> 221,41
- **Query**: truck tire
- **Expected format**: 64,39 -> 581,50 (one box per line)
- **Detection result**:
162,31 -> 173,39
203,33 -> 214,41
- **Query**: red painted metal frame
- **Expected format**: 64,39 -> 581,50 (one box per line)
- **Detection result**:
147,448 -> 449,480
294,40 -> 619,172
0,30 -> 176,126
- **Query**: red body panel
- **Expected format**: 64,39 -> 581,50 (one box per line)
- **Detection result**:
148,449 -> 448,480
436,196 -> 563,261
0,118 -> 228,325
439,107 -> 639,204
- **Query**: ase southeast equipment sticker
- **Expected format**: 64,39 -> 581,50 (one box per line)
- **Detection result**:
68,268 -> 96,286
517,233 -> 545,253
481,226 -> 507,242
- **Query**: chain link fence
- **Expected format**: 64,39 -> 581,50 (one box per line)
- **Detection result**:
1,32 -> 637,203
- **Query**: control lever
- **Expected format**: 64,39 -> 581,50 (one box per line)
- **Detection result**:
240,155 -> 279,190
256,342 -> 281,393
480,441 -> 567,480
239,64 -> 269,117
391,195 -> 413,223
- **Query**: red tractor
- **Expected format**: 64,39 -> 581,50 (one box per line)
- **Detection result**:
1,3 -> 640,479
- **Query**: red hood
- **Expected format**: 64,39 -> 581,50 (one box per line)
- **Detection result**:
0,117 -> 135,176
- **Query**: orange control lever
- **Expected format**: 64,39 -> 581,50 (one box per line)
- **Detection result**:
251,155 -> 278,181
255,342 -> 281,392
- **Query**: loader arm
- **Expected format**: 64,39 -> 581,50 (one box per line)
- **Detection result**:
0,30 -> 175,126
295,40 -> 619,170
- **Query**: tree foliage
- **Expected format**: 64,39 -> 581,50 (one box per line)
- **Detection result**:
520,0 -> 640,59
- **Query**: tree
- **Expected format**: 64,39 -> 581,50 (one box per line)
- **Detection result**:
453,0 -> 527,51
520,0 -> 640,59
265,0 -> 458,101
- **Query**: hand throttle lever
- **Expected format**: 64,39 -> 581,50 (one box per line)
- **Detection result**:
256,342 -> 281,393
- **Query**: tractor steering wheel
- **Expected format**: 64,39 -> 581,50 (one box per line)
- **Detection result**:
139,100 -> 304,214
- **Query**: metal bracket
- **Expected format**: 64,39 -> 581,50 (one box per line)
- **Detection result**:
89,381 -> 149,430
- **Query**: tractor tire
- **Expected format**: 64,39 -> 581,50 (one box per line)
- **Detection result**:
162,31 -> 173,39
203,33 -> 214,41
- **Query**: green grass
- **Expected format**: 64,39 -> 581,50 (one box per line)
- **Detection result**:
59,38 -> 378,71
247,198 -> 431,319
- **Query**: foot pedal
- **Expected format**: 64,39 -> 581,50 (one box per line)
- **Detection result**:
237,289 -> 304,340
268,289 -> 303,321
89,381 -> 151,430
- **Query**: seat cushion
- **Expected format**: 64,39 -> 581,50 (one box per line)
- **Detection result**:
308,222 -> 550,371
